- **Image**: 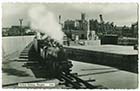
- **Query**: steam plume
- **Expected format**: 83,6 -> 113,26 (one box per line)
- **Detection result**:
28,5 -> 64,44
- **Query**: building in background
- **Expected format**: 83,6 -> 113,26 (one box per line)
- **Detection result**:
63,13 -> 138,41
2,27 -> 10,36
63,13 -> 88,40
2,25 -> 35,37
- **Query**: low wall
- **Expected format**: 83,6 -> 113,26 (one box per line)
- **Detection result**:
85,40 -> 100,46
64,46 -> 138,73
2,36 -> 34,61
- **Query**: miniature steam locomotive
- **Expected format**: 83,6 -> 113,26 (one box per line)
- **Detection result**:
32,34 -> 73,78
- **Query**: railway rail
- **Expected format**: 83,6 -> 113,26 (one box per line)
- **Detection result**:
57,72 -> 106,89
59,73 -> 98,89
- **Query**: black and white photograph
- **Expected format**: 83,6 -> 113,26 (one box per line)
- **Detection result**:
2,2 -> 138,89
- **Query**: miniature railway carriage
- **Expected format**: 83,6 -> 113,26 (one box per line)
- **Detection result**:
33,35 -> 73,77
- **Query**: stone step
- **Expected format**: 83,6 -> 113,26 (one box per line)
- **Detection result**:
20,54 -> 28,56
19,56 -> 28,59
15,58 -> 29,62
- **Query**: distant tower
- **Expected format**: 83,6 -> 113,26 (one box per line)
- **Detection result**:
81,13 -> 85,21
99,14 -> 104,23
19,19 -> 23,27
19,19 -> 23,35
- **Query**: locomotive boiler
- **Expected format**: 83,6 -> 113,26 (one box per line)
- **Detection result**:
32,34 -> 73,78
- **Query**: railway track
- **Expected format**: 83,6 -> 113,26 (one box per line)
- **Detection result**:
58,72 -> 106,89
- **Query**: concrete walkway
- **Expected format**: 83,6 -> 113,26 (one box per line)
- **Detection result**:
71,60 -> 138,89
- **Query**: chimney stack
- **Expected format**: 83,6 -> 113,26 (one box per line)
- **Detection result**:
81,13 -> 85,21
99,14 -> 104,23
19,19 -> 23,35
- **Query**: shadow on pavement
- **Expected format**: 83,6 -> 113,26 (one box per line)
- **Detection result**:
2,68 -> 31,77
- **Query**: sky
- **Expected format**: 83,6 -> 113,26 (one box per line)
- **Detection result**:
2,3 -> 138,27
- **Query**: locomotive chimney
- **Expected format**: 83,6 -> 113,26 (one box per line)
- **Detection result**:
59,15 -> 61,24
99,14 -> 104,23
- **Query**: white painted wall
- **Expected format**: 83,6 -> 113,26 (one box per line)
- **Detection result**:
2,36 -> 34,59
